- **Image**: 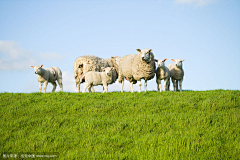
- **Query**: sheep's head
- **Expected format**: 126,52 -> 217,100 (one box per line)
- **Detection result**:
102,67 -> 115,76
111,56 -> 121,67
171,59 -> 185,69
137,49 -> 153,63
31,64 -> 44,74
158,59 -> 167,68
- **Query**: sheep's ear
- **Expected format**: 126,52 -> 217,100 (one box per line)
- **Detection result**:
40,64 -> 44,68
149,49 -> 152,52
182,59 -> 185,62
101,67 -> 105,71
136,49 -> 141,52
154,59 -> 158,62
171,59 -> 175,62
111,67 -> 114,70
163,59 -> 167,62
31,66 -> 34,68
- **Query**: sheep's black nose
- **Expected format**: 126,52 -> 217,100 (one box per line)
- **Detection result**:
142,57 -> 144,60
35,72 -> 37,74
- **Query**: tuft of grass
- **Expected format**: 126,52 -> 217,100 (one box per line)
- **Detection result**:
0,90 -> 239,159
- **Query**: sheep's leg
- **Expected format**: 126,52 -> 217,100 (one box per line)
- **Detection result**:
176,80 -> 179,91
103,83 -> 108,93
57,78 -> 63,92
51,82 -> 57,92
167,78 -> 170,91
39,82 -> 42,93
157,79 -> 161,92
82,83 -> 89,93
179,78 -> 183,92
91,86 -> 95,92
121,81 -> 124,93
77,83 -> 81,93
144,80 -> 147,92
164,78 -> 168,91
88,87 -> 92,93
168,78 -> 170,91
88,84 -> 93,93
138,80 -> 141,93
172,78 -> 176,92
43,81 -> 48,93
130,81 -> 134,93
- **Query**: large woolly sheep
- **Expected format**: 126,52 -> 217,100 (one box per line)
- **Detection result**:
80,67 -> 115,93
156,59 -> 170,92
30,64 -> 63,93
168,59 -> 185,92
118,49 -> 156,93
73,55 -> 117,92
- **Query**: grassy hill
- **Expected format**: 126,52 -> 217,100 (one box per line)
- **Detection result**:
0,90 -> 239,159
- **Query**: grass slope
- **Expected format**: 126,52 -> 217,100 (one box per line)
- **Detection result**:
0,90 -> 239,159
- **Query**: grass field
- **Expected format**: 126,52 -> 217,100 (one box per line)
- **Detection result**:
0,90 -> 239,159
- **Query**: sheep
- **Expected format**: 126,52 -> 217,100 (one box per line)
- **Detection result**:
30,64 -> 63,93
168,59 -> 185,92
73,55 -> 118,92
111,56 -> 121,74
80,67 -> 115,93
118,49 -> 156,93
156,59 -> 170,92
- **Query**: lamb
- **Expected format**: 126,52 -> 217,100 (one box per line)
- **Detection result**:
118,49 -> 156,93
30,64 -> 63,93
156,59 -> 170,92
168,59 -> 185,92
80,67 -> 115,93
73,55 -> 118,92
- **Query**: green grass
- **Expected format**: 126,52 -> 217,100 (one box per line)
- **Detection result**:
0,90 -> 239,159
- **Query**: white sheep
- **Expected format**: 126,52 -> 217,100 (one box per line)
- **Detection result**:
80,67 -> 115,93
73,55 -> 117,92
118,49 -> 156,93
30,64 -> 63,93
156,59 -> 170,92
168,59 -> 185,92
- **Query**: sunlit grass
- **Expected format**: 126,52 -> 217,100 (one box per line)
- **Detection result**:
0,90 -> 239,159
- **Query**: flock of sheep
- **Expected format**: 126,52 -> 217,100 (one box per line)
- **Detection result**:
31,49 -> 185,93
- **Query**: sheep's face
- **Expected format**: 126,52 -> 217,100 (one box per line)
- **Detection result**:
102,67 -> 115,76
171,59 -> 185,68
137,49 -> 153,62
31,64 -> 44,74
158,59 -> 167,68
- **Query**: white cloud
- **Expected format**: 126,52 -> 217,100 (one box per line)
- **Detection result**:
0,40 -> 64,71
174,0 -> 219,6
0,40 -> 36,70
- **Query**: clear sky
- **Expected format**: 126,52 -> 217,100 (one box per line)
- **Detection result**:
0,0 -> 239,93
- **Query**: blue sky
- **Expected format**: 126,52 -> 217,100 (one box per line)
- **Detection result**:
0,0 -> 239,93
